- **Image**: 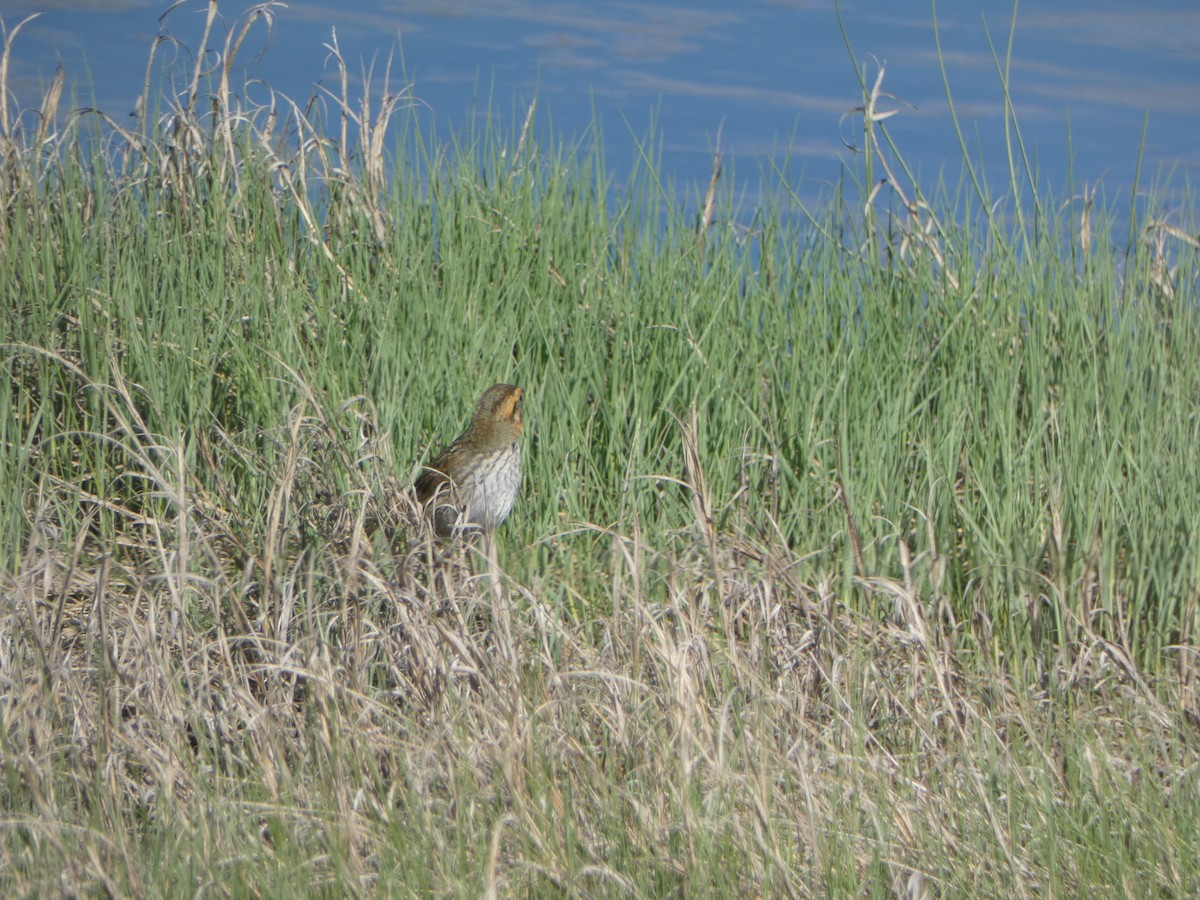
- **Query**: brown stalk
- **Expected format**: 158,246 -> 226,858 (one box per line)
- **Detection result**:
696,120 -> 723,265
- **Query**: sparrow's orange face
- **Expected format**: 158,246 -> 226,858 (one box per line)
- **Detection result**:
494,386 -> 524,435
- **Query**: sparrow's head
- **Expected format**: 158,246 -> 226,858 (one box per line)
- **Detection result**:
466,383 -> 524,448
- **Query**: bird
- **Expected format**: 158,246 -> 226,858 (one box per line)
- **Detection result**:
414,384 -> 525,539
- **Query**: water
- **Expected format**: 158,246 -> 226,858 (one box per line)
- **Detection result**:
3,0 -> 1198,217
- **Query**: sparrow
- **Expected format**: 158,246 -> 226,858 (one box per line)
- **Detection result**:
414,384 -> 524,538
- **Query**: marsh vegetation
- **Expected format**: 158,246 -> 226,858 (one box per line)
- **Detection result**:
2,5 -> 1199,895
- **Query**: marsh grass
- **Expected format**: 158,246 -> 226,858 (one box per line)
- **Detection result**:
2,3 -> 1200,895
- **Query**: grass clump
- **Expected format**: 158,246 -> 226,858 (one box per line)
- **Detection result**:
2,3 -> 1200,895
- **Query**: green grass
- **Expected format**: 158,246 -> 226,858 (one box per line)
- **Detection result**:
2,7 -> 1200,896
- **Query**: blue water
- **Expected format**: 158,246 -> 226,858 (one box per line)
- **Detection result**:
3,1 -> 1198,215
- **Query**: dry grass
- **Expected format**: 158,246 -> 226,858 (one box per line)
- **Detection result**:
3,377 -> 1197,894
